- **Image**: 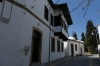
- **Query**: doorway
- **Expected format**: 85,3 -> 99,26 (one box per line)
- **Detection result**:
30,29 -> 42,64
71,44 -> 74,56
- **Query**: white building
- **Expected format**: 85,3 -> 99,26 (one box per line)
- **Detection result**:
0,0 -> 73,66
97,25 -> 100,60
64,36 -> 84,57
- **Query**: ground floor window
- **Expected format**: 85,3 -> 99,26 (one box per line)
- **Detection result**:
51,37 -> 55,52
61,42 -> 64,52
57,40 -> 60,52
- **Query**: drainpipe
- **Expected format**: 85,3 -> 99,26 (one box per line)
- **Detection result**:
48,5 -> 51,62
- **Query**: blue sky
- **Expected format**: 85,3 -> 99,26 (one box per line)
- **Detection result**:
53,0 -> 100,40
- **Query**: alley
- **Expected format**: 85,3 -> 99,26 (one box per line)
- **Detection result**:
43,54 -> 99,66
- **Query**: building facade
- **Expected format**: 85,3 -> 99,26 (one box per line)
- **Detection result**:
0,0 -> 73,66
97,25 -> 100,60
64,37 -> 84,57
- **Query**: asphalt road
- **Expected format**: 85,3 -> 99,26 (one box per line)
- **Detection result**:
48,54 -> 99,66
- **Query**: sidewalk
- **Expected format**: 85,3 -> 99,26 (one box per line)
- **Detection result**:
42,56 -> 73,66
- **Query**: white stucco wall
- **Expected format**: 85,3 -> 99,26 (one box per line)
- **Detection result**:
0,1 -> 25,66
65,40 -> 84,57
50,36 -> 65,61
79,42 -> 84,55
97,25 -> 100,35
64,41 -> 69,56
68,40 -> 80,56
97,25 -> 100,60
98,44 -> 100,60
0,0 -> 67,66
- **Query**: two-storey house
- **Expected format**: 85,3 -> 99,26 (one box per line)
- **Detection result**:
0,0 -> 73,66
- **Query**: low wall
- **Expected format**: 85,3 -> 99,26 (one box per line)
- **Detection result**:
84,52 -> 91,55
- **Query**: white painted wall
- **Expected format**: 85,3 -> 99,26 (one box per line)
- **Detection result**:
79,42 -> 84,55
97,26 -> 100,35
62,27 -> 68,38
97,25 -> 100,60
0,2 -> 25,66
65,40 -> 84,57
64,41 -> 69,56
0,0 -> 68,66
69,41 -> 80,56
54,26 -> 62,32
50,35 -> 65,61
98,44 -> 100,60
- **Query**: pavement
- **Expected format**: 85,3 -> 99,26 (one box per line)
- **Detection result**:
33,54 -> 100,66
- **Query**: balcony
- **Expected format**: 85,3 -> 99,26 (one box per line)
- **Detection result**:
54,26 -> 68,41
54,15 -> 68,41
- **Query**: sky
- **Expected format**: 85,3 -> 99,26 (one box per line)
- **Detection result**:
53,0 -> 100,40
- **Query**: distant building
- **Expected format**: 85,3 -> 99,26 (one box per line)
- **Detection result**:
0,0 -> 73,66
64,36 -> 84,57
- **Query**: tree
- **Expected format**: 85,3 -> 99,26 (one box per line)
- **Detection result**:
81,32 -> 85,42
85,20 -> 97,52
72,32 -> 78,40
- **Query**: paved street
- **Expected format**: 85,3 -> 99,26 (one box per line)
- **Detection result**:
43,54 -> 99,66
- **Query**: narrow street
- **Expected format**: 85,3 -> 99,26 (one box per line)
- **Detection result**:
43,54 -> 99,66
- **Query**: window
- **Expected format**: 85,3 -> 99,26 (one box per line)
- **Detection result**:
51,37 -> 55,52
54,15 -> 61,26
51,14 -> 53,26
75,44 -> 77,51
57,40 -> 60,52
61,42 -> 64,52
44,6 -> 48,21
0,0 -> 2,2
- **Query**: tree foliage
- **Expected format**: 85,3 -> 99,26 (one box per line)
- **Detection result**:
72,32 -> 78,40
85,20 -> 97,52
81,32 -> 85,42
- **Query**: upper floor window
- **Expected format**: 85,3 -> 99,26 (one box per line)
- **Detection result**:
51,37 -> 55,52
54,15 -> 61,26
0,0 -> 2,2
44,6 -> 48,21
51,14 -> 54,26
57,40 -> 60,52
